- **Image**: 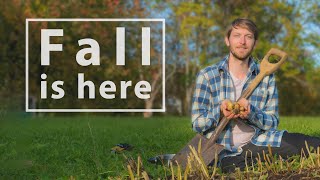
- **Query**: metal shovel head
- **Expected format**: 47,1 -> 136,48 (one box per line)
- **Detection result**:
171,134 -> 224,168
171,134 -> 205,167
201,143 -> 224,166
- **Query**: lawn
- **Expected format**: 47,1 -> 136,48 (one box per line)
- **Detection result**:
0,114 -> 320,179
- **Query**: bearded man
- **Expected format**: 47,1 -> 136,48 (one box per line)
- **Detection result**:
191,18 -> 320,172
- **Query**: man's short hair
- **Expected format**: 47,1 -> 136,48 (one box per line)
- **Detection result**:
226,18 -> 258,40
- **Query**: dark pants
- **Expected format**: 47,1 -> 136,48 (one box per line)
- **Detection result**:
220,132 -> 320,173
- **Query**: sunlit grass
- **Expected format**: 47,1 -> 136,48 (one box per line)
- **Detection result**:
124,141 -> 320,179
0,114 -> 319,178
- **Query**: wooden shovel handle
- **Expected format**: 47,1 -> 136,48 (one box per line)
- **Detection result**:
203,48 -> 288,151
241,48 -> 287,99
260,48 -> 288,76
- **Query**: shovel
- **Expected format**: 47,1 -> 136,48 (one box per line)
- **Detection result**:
171,48 -> 288,168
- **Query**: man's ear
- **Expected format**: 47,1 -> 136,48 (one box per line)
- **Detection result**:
224,36 -> 230,47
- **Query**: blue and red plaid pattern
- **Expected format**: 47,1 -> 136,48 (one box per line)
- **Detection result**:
191,55 -> 285,156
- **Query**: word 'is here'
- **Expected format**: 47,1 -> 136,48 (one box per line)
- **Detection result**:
40,28 -> 152,100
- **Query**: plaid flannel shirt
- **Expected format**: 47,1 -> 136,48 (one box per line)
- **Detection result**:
191,55 -> 285,157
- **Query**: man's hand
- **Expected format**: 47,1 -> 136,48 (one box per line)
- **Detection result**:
237,98 -> 250,119
220,99 -> 240,120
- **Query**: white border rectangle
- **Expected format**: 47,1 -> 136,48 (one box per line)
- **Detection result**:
26,18 -> 165,112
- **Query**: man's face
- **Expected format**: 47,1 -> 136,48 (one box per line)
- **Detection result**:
225,26 -> 256,61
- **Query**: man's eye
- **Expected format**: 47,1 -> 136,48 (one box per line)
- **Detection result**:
246,35 -> 253,39
234,34 -> 240,37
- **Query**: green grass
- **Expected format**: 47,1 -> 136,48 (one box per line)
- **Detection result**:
0,115 -> 319,179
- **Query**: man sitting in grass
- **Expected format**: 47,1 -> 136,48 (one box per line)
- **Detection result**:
191,18 -> 320,173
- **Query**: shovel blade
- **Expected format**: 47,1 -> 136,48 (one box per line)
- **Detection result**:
172,134 -> 225,168
171,134 -> 207,167
201,143 -> 224,166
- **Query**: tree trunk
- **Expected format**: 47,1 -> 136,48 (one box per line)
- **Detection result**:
143,100 -> 153,118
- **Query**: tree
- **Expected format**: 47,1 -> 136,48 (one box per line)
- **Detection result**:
165,0 -> 320,115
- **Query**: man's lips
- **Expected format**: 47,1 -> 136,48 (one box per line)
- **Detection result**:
236,47 -> 249,53
237,47 -> 247,49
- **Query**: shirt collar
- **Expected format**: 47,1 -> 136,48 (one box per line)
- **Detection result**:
218,55 -> 259,76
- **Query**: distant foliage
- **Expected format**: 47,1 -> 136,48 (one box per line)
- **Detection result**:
0,0 -> 319,115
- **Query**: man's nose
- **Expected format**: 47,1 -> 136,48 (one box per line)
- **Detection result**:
240,36 -> 246,44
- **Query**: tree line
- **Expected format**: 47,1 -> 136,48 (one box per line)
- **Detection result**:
0,0 -> 319,116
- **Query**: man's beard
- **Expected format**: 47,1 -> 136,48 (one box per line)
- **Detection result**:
229,45 -> 254,61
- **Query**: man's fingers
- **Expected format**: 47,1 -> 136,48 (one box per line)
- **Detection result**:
223,104 -> 227,110
227,113 -> 234,119
224,110 -> 232,117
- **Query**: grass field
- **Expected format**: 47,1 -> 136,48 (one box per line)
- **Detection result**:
0,114 -> 320,179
